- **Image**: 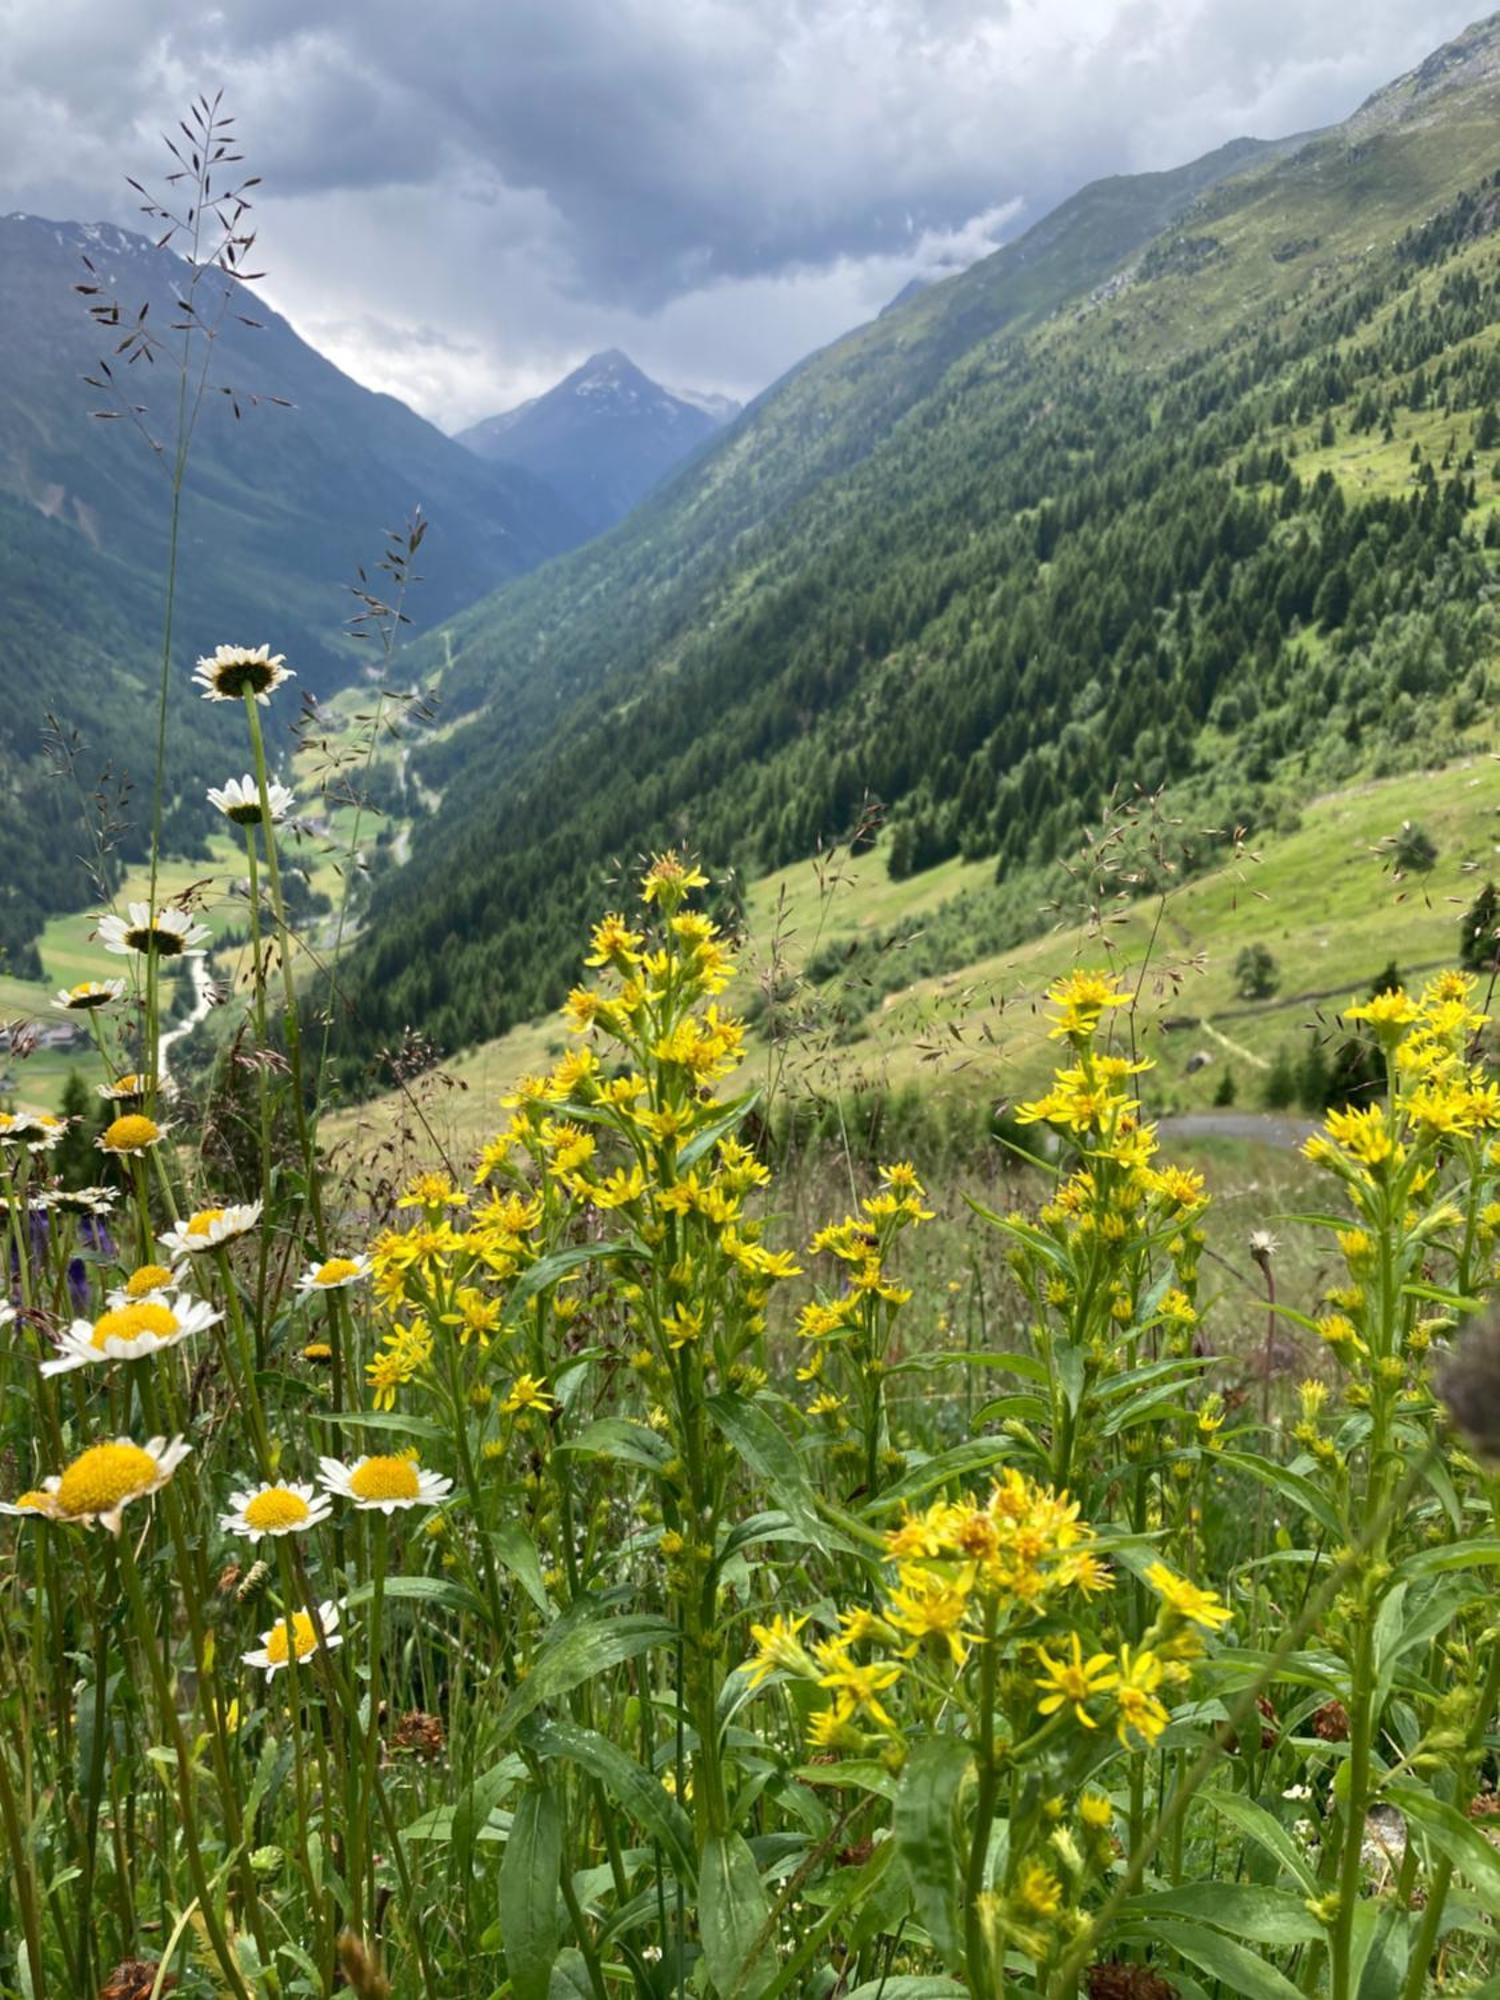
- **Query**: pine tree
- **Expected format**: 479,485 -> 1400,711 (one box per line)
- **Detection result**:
1460,880 -> 1500,972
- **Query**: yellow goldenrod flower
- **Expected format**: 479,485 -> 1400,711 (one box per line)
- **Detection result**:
503,1374 -> 556,1416
641,851 -> 708,905
1034,1633 -> 1118,1727
743,1613 -> 814,1689
813,1638 -> 903,1728
1144,1562 -> 1232,1631
1112,1646 -> 1170,1748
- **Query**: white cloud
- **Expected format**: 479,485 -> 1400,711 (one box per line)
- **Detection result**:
0,0 -> 1486,427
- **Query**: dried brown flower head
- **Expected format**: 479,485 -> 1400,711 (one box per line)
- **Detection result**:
391,1708 -> 446,1759
1087,1962 -> 1179,2000
101,1962 -> 177,2000
336,1932 -> 391,1999
1313,1698 -> 1351,1743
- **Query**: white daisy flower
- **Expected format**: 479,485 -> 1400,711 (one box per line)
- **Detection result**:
52,978 -> 127,1013
318,1454 -> 453,1515
97,1072 -> 151,1103
107,1261 -> 188,1305
243,1599 -> 341,1678
220,1480 -> 333,1541
98,902 -> 211,959
38,1434 -> 191,1534
98,1114 -> 170,1156
296,1253 -> 372,1295
0,1112 -> 68,1151
41,1295 -> 221,1376
208,774 -> 294,825
193,644 -> 295,706
160,1203 -> 263,1258
38,1186 -> 118,1217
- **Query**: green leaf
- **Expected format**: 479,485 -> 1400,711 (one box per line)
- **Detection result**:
1136,1919 -> 1306,2000
864,1440 -> 1010,1518
1352,1900 -> 1411,2000
557,1417 -> 672,1474
454,1759 -> 518,1883
528,1719 -> 695,1886
707,1392 -> 851,1554
1387,1782 -> 1500,1916
1120,1884 -> 1322,1946
1215,1450 -> 1343,1538
492,1521 -> 553,1617
700,1830 -> 777,2000
886,1349 -> 1047,1381
762,1840 -> 896,1999
497,1612 -> 677,1740
966,1197 -> 1070,1270
342,1573 -> 486,1619
1394,1538 -> 1500,1582
548,1949 -> 595,2000
1200,1792 -> 1318,1895
720,1511 -> 804,1561
329,1409 -> 444,1440
499,1782 -> 562,2000
679,1089 -> 762,1168
893,1735 -> 972,1974
841,1981 -> 967,1999
509,1239 -> 634,1316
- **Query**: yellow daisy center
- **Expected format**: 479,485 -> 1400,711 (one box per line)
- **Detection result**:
186,1207 -> 227,1236
243,1488 -> 312,1533
302,1342 -> 333,1362
55,1442 -> 158,1516
349,1456 -> 421,1502
105,1114 -> 160,1152
125,1263 -> 176,1298
14,1489 -> 50,1511
315,1257 -> 360,1285
265,1611 -> 321,1665
111,1074 -> 145,1095
90,1302 -> 178,1351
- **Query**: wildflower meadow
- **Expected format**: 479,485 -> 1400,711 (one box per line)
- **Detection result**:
2,661 -> 1500,2000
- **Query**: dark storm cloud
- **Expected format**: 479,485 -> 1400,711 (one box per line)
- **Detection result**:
0,1 -> 1488,425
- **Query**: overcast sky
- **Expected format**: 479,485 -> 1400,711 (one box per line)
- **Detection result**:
0,1 -> 1487,430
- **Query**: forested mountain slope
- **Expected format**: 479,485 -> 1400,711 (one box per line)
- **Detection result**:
0,214 -> 579,972
337,15 -> 1500,1077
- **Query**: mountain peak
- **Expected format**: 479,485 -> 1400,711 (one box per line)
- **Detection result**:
1348,10 -> 1500,131
457,352 -> 739,536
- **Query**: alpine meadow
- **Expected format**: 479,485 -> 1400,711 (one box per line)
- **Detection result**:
10,12 -> 1500,2000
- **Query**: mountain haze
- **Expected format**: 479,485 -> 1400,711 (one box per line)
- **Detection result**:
0,212 -> 581,969
333,10 -> 1500,1078
456,349 -> 738,537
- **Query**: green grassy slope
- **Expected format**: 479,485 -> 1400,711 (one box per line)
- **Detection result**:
326,754 -> 1500,1158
